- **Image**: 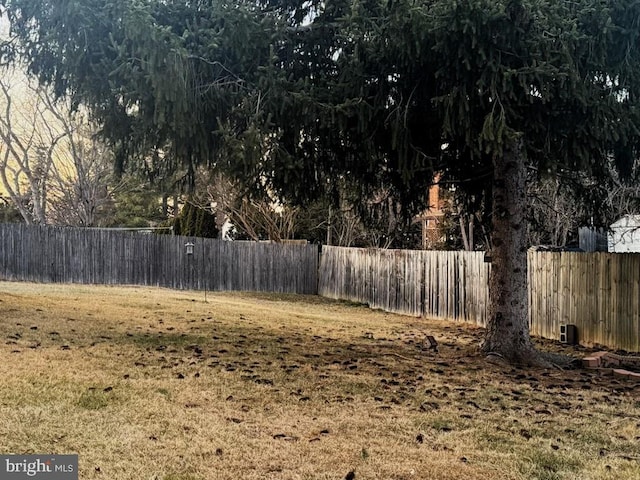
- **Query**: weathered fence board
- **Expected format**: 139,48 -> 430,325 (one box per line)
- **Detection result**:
529,252 -> 640,352
320,246 -> 640,351
578,226 -> 608,252
3,224 -> 640,351
318,246 -> 491,323
0,224 -> 318,294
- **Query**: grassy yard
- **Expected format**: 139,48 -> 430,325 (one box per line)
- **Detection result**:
0,281 -> 638,480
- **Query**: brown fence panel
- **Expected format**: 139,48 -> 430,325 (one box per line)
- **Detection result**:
3,224 -> 640,351
321,246 -> 640,351
318,246 -> 489,323
528,252 -> 640,351
0,224 -> 318,295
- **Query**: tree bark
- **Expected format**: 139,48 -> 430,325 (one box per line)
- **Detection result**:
460,215 -> 471,251
481,137 -> 540,364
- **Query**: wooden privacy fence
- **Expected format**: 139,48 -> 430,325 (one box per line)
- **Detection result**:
529,252 -> 640,352
2,224 -> 640,351
318,246 -> 491,325
0,224 -> 318,294
319,246 -> 640,352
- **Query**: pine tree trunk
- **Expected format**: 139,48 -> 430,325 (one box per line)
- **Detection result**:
481,137 -> 539,364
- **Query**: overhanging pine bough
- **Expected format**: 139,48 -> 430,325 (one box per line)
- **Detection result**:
1,0 -> 638,365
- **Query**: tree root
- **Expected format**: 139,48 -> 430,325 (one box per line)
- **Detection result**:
484,348 -> 579,370
485,352 -> 510,367
538,351 -> 581,370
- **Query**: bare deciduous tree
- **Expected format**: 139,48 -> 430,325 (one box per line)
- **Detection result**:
0,70 -> 120,226
527,162 -> 640,248
203,173 -> 299,242
0,71 -> 63,223
527,175 -> 583,247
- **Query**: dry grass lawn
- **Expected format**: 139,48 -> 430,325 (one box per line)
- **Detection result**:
0,281 -> 639,480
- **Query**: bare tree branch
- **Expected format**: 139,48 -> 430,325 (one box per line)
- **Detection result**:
0,68 -> 119,226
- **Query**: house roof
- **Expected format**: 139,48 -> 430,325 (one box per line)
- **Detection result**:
610,214 -> 640,228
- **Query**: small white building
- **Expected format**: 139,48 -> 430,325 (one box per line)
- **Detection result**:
608,215 -> 640,252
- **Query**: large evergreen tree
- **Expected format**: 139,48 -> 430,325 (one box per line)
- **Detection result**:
2,0 -> 638,364
426,0 -> 639,362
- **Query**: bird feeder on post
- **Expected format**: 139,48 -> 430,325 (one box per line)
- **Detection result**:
184,242 -> 195,292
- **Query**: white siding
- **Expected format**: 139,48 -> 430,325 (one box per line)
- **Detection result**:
608,215 -> 640,252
